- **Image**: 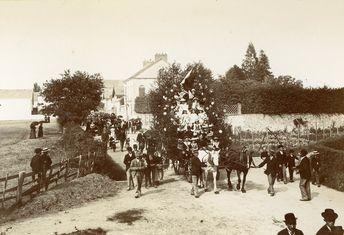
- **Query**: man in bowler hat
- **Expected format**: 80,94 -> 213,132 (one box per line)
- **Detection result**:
316,209 -> 343,235
277,213 -> 304,235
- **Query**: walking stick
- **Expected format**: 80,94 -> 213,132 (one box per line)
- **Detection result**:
266,128 -> 282,145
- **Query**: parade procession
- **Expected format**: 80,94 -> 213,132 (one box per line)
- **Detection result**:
1,1 -> 344,234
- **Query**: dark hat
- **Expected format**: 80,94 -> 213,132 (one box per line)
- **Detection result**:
278,144 -> 284,148
127,147 -> 133,152
321,209 -> 338,221
300,149 -> 308,157
284,213 -> 297,224
34,148 -> 42,154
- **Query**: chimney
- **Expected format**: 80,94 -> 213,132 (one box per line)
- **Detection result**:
154,53 -> 168,62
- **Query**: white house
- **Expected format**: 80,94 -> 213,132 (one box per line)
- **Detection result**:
101,79 -> 124,115
0,89 -> 43,121
123,53 -> 170,119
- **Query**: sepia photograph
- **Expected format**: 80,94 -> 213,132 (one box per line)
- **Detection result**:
0,0 -> 343,234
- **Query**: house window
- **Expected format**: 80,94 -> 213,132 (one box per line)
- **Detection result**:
139,85 -> 145,97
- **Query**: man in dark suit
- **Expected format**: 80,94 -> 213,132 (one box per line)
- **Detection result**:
316,209 -> 344,235
123,147 -> 135,190
276,144 -> 288,184
277,213 -> 304,235
297,149 -> 312,201
287,149 -> 296,182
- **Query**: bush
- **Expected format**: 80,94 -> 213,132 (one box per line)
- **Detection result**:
319,136 -> 344,151
307,137 -> 344,192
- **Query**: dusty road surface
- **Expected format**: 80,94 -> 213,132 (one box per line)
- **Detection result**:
1,143 -> 344,235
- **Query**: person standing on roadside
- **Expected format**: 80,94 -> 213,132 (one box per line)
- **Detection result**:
30,148 -> 43,185
311,152 -> 321,187
41,148 -> 52,190
287,149 -> 296,183
123,147 -> 135,191
296,149 -> 313,201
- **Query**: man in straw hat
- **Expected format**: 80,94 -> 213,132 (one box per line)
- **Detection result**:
277,213 -> 304,235
316,209 -> 343,235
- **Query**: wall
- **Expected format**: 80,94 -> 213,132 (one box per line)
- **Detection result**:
0,98 -> 43,121
226,113 -> 344,132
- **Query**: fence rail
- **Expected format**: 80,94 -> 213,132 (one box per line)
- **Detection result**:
0,152 -> 97,209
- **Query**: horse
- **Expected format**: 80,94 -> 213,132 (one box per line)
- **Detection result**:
221,146 -> 253,193
200,148 -> 220,194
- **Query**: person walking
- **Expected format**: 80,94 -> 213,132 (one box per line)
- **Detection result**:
123,147 -> 135,190
142,152 -> 152,188
256,150 -> 279,196
190,152 -> 202,198
130,151 -> 147,198
316,209 -> 343,235
297,149 -> 312,201
117,125 -> 127,152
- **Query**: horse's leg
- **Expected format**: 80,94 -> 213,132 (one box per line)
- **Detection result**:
204,169 -> 209,192
213,170 -> 219,194
236,170 -> 241,190
226,168 -> 233,190
241,169 -> 248,193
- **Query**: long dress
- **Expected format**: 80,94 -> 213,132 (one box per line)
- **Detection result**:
30,127 -> 36,139
37,125 -> 43,138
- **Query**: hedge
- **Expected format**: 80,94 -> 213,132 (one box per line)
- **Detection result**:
307,137 -> 344,192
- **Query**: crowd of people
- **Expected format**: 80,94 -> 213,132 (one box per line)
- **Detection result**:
254,144 -> 321,200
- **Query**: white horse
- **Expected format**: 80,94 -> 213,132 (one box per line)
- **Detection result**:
200,148 -> 220,194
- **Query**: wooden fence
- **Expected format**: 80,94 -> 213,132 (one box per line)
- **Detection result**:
0,152 -> 97,209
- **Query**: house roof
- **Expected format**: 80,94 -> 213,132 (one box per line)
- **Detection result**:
0,89 -> 33,99
125,59 -> 170,82
103,80 -> 124,97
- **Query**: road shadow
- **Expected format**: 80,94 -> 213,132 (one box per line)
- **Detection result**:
107,209 -> 146,225
142,188 -> 165,196
159,178 -> 176,185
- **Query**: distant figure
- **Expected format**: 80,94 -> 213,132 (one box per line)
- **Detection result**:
277,213 -> 304,235
30,148 -> 43,183
287,149 -> 296,182
37,123 -> 43,138
256,150 -> 279,196
316,209 -> 343,235
190,151 -> 202,198
311,152 -> 321,187
29,122 -> 37,139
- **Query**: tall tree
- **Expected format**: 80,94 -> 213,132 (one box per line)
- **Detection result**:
41,70 -> 104,126
256,50 -> 273,82
241,42 -> 258,80
224,65 -> 246,80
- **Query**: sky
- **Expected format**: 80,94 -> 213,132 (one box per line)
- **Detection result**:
0,0 -> 343,89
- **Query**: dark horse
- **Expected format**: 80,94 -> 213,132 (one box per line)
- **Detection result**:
220,146 -> 253,193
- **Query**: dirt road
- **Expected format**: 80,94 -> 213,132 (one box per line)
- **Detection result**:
1,144 -> 344,234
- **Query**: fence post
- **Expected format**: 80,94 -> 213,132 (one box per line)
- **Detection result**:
2,173 -> 9,208
45,167 -> 53,191
56,161 -> 61,185
315,122 -> 318,142
16,171 -> 25,205
65,159 -> 70,182
77,155 -> 82,178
